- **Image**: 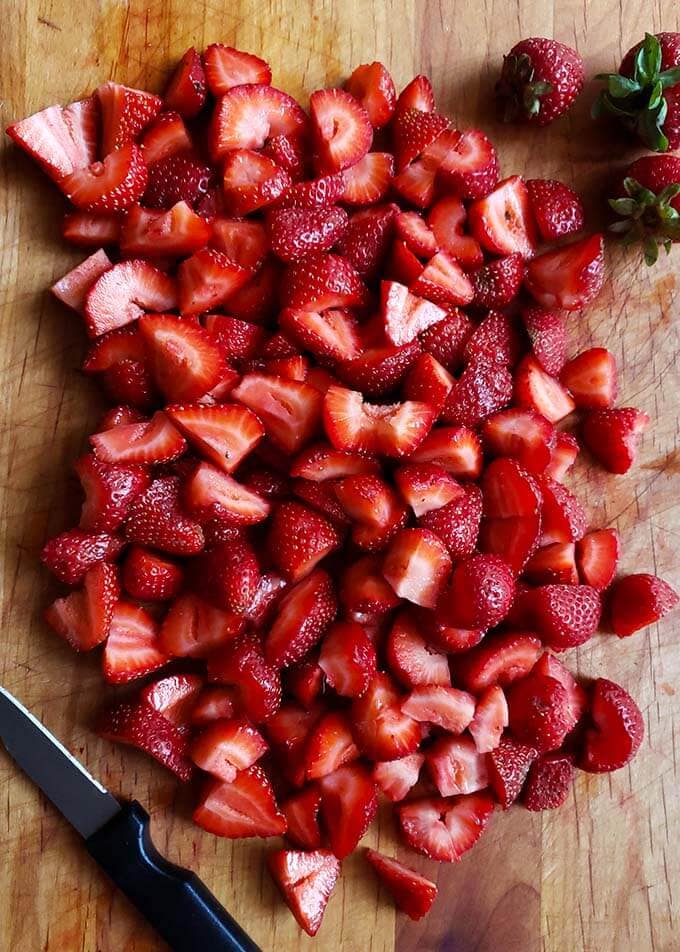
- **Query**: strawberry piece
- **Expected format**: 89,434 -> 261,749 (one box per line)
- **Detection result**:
62,142 -> 149,215
365,849 -> 437,921
381,281 -> 447,345
290,442 -> 379,482
45,562 -> 119,651
210,84 -> 307,160
417,610 -> 484,653
523,752 -> 574,811
391,155 -> 438,208
530,584 -> 601,651
140,111 -> 192,166
388,239 -> 425,285
524,542 -> 578,585
324,386 -> 434,459
561,348 -> 618,409
454,630 -> 543,694
222,149 -> 291,215
62,212 -> 120,247
383,528 -> 452,609
232,373 -> 323,454
318,763 -> 378,858
514,354 -> 575,424
183,462 -> 271,525
394,463 -> 462,518
164,47 -> 206,117
122,546 -> 183,601
160,593 -> 243,658
102,601 -> 168,684
305,711 -> 359,780
418,483 -> 483,560
282,786 -> 323,850
280,307 -> 361,362
209,632 -> 282,722
310,88 -> 373,173
482,457 -> 542,520
341,556 -> 401,614
267,206 -> 349,263
318,621 -> 377,698
546,432 -> 580,482
392,107 -> 449,171
427,196 -> 484,271
266,569 -> 337,668
334,473 -> 408,550
337,340 -> 421,399
262,131 -> 307,180
411,252 -> 475,308
203,314 -> 267,366
84,258 -> 176,337
51,250 -> 113,314
138,314 -> 224,402
608,573 -> 678,637
411,426 -> 482,478
279,173 -> 347,209
281,252 -> 367,311
396,75 -> 435,113
177,248 -> 250,315
472,253 -> 525,308
581,407 -> 649,474
386,611 -> 451,687
532,653 -> 586,730
373,753 -> 424,802
437,128 -> 499,200
268,849 -> 340,937
438,553 -> 515,629
189,538 -> 260,614
482,409 -> 556,473
578,678 -> 644,773
522,306 -> 567,376
203,44 -> 272,94
352,672 -> 422,760
287,655 -> 326,708
507,672 -> 574,751
402,685 -> 476,733
167,403 -> 263,473
335,152 -> 391,205
268,501 -> 340,583
210,220 -> 268,271
190,686 -> 237,726
190,717 -> 268,783
395,211 -> 438,257
193,767 -> 286,837
84,325 -> 158,410
525,234 -> 605,310
144,152 -> 212,211
575,529 -> 620,591
6,103 -> 92,182
98,699 -> 192,780
526,179 -> 584,241
468,175 -> 537,258
427,735 -> 489,797
397,791 -> 495,862
336,204 -> 396,280
41,529 -> 124,585
468,685 -> 508,753
59,96 -> 99,167
538,474 -> 587,544
120,202 -> 211,257
442,359 -> 513,429
74,452 -> 150,532
96,81 -> 161,154
142,673 -> 204,726
488,737 -> 537,808
419,309 -> 473,371
479,514 -> 541,575
464,310 -> 522,368
124,476 -> 204,555
346,62 -> 396,128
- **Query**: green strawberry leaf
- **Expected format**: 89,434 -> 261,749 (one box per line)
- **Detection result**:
657,183 -> 680,204
608,220 -> 635,235
648,80 -> 663,111
643,235 -> 660,266
609,197 -> 638,216
659,66 -> 680,89
607,74 -> 640,98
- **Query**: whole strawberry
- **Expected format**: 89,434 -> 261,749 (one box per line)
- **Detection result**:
593,32 -> 680,152
495,38 -> 584,125
609,155 -> 680,265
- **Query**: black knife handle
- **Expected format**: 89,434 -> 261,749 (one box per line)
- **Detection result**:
86,801 -> 261,952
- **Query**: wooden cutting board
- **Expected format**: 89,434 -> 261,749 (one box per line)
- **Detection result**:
1,2 -> 679,949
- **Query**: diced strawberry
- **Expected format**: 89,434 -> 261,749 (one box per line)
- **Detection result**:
341,557 -> 401,614
268,205 -> 349,263
193,767 -> 286,837
84,257 -> 177,337
381,281 -> 447,345
190,686 -> 238,726
304,710 -> 359,780
45,562 -> 119,651
96,81 -> 161,154
318,763 -> 378,858
525,234 -> 605,310
140,111 -> 192,166
507,671 -> 575,752
545,432 -> 579,482
394,462 -> 462,518
291,479 -> 349,527
40,529 -> 124,586
210,83 -> 307,160
177,248 -> 250,315
120,202 -> 211,257
142,673 -> 204,726
290,442 -> 379,482
98,699 -> 192,780
438,553 -> 515,630
575,529 -> 620,591
472,253 -> 525,308
479,514 -> 541,576
437,128 -> 499,200
204,44 -> 272,94
268,501 -> 340,583
532,653 -> 586,730
282,785 -> 323,850
386,611 -> 451,687
62,212 -> 121,247
411,252 -> 475,308
336,151 -> 394,206
464,310 -> 522,368
427,735 -> 489,797
538,474 -> 587,545
232,373 -> 323,454
578,678 -> 644,773
7,103 -> 92,182
310,88 -> 373,173
262,132 -> 307,180
468,685 -> 508,753
526,179 -> 584,241
522,306 -> 567,376
383,528 -> 452,609
392,156 -> 438,208
279,173 -> 347,209
188,538 -> 260,615
209,221 -> 268,272
365,849 -> 437,921
122,476 -> 204,555
482,409 -> 555,473
281,252 -> 367,311
387,239 -> 425,285
144,151 -> 213,210
392,107 -> 449,171
324,386 -> 434,459
51,250 -> 113,314
524,542 -> 579,585
514,354 -> 575,424
266,569 -> 337,668
279,307 -> 361,362
160,592 -> 242,658
418,483 -> 483,560
397,791 -> 495,862
190,717 -> 268,783
427,196 -> 484,271
334,474 -> 408,550
417,610 -> 484,653
209,632 -> 282,722
102,601 -> 168,684
373,752 -> 424,802
337,340 -> 421,399
74,452 -> 150,533
318,621 -> 377,698
482,457 -> 542,518
59,97 -> 98,168
138,315 -> 224,402
268,849 -> 340,937
530,584 -> 601,651
351,672 -> 422,760
61,142 -> 148,214
419,309 -> 473,371
166,403 -> 263,473
523,752 -> 574,811
608,573 -> 678,637
346,62 -> 396,128
442,358 -> 513,429
468,175 -> 537,258
164,47 -> 206,117
402,685 -> 476,733
183,462 -> 271,525
454,630 -> 543,694
222,149 -> 291,215
488,737 -> 537,808
122,546 -> 183,601
396,75 -> 435,114
581,407 -> 650,474
561,348 -> 618,409
395,211 -> 438,257
410,426 -> 482,478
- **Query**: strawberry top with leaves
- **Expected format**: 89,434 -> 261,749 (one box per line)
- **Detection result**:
609,155 -> 680,265
495,37 -> 584,125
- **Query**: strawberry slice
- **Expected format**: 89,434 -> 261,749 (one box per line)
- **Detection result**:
209,631 -> 282,722
45,562 -> 119,651
468,175 -> 537,258
373,753 -> 424,802
411,252 -> 475,307
411,426 -> 482,478
84,257 -> 177,337
74,452 -> 150,533
468,685 -> 509,753
280,307 -> 361,362
427,735 -> 490,797
318,763 -> 378,858
232,373 -> 323,454
394,462 -> 462,517
396,75 -> 435,114
122,546 -> 183,601
98,699 -> 193,780
437,128 -> 499,200
102,601 -> 168,684
203,44 -> 272,94
188,538 -> 260,614
160,593 -> 242,657
395,210 -> 438,257
454,630 -> 543,694
41,529 -> 124,586
210,84 -> 307,160
140,111 -> 192,166
575,529 -> 620,591
386,611 -> 451,687
120,202 -> 211,257
334,473 -> 408,550
324,386 -> 434,459
608,573 -> 678,637
96,81 -> 161,154
530,584 -> 601,651
345,62 -> 396,128
265,569 -> 337,668
318,621 -> 377,698
488,737 -> 537,808
222,149 -> 291,215
90,411 -> 186,465
268,501 -> 340,582
51,249 -> 113,315
427,196 -> 484,270
524,542 -> 579,585
190,717 -> 268,783
164,47 -> 206,117
268,849 -> 340,937
402,685 -> 476,733
61,142 -> 148,214
352,672 -> 422,760
305,711 -> 359,780
397,791 -> 495,862
310,88 -> 373,172
62,212 -> 120,247
418,483 -> 483,560
178,248 -> 251,315
138,315 -> 224,402
166,403 -> 264,473
183,462 -> 271,525
7,103 -> 91,182
341,557 -> 401,615
365,849 -> 437,921
525,234 -> 605,310
281,785 -> 322,850
522,306 -> 567,376
193,766 -> 286,837
581,407 -> 649,474
546,432 -> 580,482
482,409 -> 556,473
290,442 -> 379,482
383,528 -> 452,609
578,678 -> 644,773
561,347 -> 618,409
441,358 -> 513,428
514,354 -> 575,424
124,476 -> 204,555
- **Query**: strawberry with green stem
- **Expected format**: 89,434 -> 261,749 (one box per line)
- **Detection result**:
608,155 -> 680,265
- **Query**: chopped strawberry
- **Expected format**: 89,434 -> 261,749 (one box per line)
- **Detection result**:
373,752 -> 424,801
290,442 -> 379,482
575,529 -> 620,591
268,205 -> 349,263
51,250 -> 113,314
397,791 -> 495,862
427,196 -> 484,271
178,248 -> 250,314
523,752 -> 574,811
61,143 -> 148,214
210,220 -> 268,271
472,253 -> 525,308
122,546 -> 183,601
337,340 -> 421,399
417,610 -> 484,653
123,476 -> 204,555
190,717 -> 268,783
427,734 -> 489,797
538,474 -> 587,544
41,529 -> 124,586
381,281 -> 447,345
120,202 -> 212,257
530,584 -> 601,651
522,306 -> 567,376
74,452 -> 150,532
387,239 -> 425,285
468,685 -> 508,753
468,175 -> 537,258
210,83 -> 307,160
383,528 -> 452,609
318,621 -> 377,698
514,354 -> 575,424
310,88 -> 373,172
183,462 -> 271,525
608,573 -> 678,637
291,479 -> 349,527
488,737 -> 537,808
280,306 -> 361,362
262,132 -> 307,180
454,630 -> 543,694
45,562 -> 119,651
62,212 -> 120,247
324,386 -> 434,459
482,409 -> 555,473
282,786 -> 323,850
351,672 -> 422,760
419,308 -> 473,371
526,178 -> 584,241
386,610 -> 451,687
507,671 -> 574,751
392,108 -> 449,172
464,310 -> 522,368
203,44 -> 272,94
102,601 -> 168,684
84,257 -> 177,336
286,652 -> 325,708
188,538 -> 260,614
266,569 -> 337,668
395,211 -> 438,257
479,514 -> 541,575
402,685 -> 476,733
96,81 -> 161,154
525,234 -> 605,310
396,75 -> 435,114
482,457 -> 542,519
142,672 -> 204,726
222,149 -> 291,215
268,849 -> 340,937
442,358 -> 513,429
411,426 -> 482,478
279,173 -> 346,209
304,711 -> 359,780
209,632 -> 282,722
524,542 -> 579,585
138,315 -> 225,402
167,403 -> 263,473
268,501 -> 340,583
437,128 -> 499,200
232,373 -> 323,454
140,111 -> 192,166
581,407 -> 649,474
336,204 -> 396,281
545,432 -> 580,482
365,849 -> 437,921
439,553 -> 515,630
391,156 -> 438,208
281,252 -> 367,311
346,62 -> 396,128
7,103 -> 92,182
394,462 -> 462,518
164,47 -> 206,117
334,473 -> 408,550
190,686 -> 238,726
145,151 -> 213,211
98,699 -> 192,781
418,483 -> 483,560
193,767 -> 286,837
318,763 -> 378,858
561,348 -> 618,409
341,556 -> 401,615
98,405 -> 146,430
578,678 -> 644,773
160,593 -> 242,658
411,252 -> 475,308
335,152 -> 391,205
532,653 -> 586,730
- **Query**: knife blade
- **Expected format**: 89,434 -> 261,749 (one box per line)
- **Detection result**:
0,686 -> 261,952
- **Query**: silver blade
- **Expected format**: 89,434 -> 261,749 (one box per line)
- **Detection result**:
0,687 -> 120,839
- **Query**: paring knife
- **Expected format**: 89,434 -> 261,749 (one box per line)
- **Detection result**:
0,687 -> 261,952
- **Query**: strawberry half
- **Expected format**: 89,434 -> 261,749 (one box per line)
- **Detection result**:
193,766 -> 286,837
410,426 -> 482,478
318,763 -> 378,859
203,44 -> 272,95
281,785 -> 322,850
266,569 -> 337,668
183,462 -> 271,525
365,850 -> 437,921
310,88 -> 373,173
525,234 -> 605,310
61,143 -> 148,213
268,849 -> 340,937
164,47 -> 206,117
418,483 -> 483,560
575,528 -> 620,591
84,258 -> 177,337
222,149 -> 291,215
103,601 -> 168,684
394,462 -> 462,517
578,678 -> 644,773
188,538 -> 260,615
581,407 -> 650,474
530,584 -> 601,651
210,84 -> 307,160
401,684 -> 476,733
346,62 -> 396,128
468,175 -> 537,258
607,573 -> 678,637
397,791 -> 495,862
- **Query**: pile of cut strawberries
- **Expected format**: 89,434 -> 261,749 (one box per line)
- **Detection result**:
8,41 -> 679,936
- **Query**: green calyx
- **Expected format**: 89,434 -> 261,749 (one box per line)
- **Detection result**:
592,33 -> 680,152
608,176 -> 680,265
496,52 -> 553,122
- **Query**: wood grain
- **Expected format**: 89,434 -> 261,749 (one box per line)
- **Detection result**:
1,2 -> 679,950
